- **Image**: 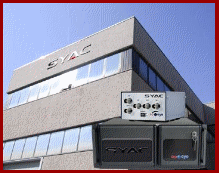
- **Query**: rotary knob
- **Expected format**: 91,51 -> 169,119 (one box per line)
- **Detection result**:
124,98 -> 132,104
143,103 -> 151,109
124,108 -> 133,114
136,103 -> 141,109
154,103 -> 160,109
127,108 -> 133,114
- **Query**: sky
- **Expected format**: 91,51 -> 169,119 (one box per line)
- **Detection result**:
3,3 -> 215,105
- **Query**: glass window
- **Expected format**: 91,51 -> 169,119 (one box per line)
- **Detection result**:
18,88 -> 30,106
149,67 -> 157,90
28,84 -> 41,102
74,65 -> 89,87
4,94 -> 12,110
3,142 -> 5,149
59,70 -> 77,90
78,126 -> 93,151
88,59 -> 104,82
22,136 -> 37,159
3,141 -> 15,161
38,80 -> 51,99
62,128 -> 80,153
3,159 -> 41,170
105,54 -> 121,77
139,58 -> 148,82
157,76 -> 165,91
11,139 -> 25,160
34,134 -> 50,157
49,76 -> 62,95
164,84 -> 171,91
47,131 -> 64,155
9,91 -> 21,108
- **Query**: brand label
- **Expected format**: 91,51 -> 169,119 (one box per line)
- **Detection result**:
171,155 -> 189,160
102,139 -> 152,162
145,94 -> 163,98
47,44 -> 91,69
106,147 -> 148,153
151,111 -> 163,117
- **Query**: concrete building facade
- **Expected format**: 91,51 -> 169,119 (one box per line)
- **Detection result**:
3,17 -> 215,170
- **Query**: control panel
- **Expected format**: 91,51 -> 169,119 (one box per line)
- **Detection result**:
122,92 -> 186,121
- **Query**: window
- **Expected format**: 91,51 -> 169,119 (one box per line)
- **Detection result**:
22,136 -> 37,159
78,126 -> 93,151
59,70 -> 77,90
47,131 -> 64,155
62,128 -> 80,153
74,65 -> 89,87
164,84 -> 171,91
49,76 -> 62,95
3,159 -> 42,170
18,88 -> 30,105
28,84 -> 40,102
38,80 -> 51,99
149,67 -> 157,90
139,58 -> 148,82
9,91 -> 21,108
34,134 -> 50,157
4,94 -> 12,110
105,54 -> 121,77
11,139 -> 25,160
3,141 -> 15,161
88,59 -> 104,82
157,76 -> 165,91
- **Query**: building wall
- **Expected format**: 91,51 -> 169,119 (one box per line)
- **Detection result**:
7,18 -> 135,93
133,19 -> 205,123
41,151 -> 96,170
3,70 -> 132,141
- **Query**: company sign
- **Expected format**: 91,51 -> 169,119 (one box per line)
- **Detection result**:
145,94 -> 163,98
102,139 -> 152,162
47,44 -> 91,70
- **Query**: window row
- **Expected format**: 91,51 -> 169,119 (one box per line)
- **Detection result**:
137,53 -> 171,92
4,53 -> 121,110
3,125 -> 93,161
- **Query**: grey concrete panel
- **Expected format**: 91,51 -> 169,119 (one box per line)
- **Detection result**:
133,18 -> 205,123
3,71 -> 132,141
41,151 -> 126,170
41,151 -> 97,170
7,18 -> 135,93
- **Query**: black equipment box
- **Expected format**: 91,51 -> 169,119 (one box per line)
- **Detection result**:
92,118 -> 207,170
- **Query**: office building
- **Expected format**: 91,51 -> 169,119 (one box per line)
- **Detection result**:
3,17 -> 215,170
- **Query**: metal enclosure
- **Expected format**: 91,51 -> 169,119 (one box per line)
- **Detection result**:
122,91 -> 186,121
92,118 -> 207,170
93,121 -> 156,169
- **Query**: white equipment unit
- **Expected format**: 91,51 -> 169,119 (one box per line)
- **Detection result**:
121,91 -> 186,121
